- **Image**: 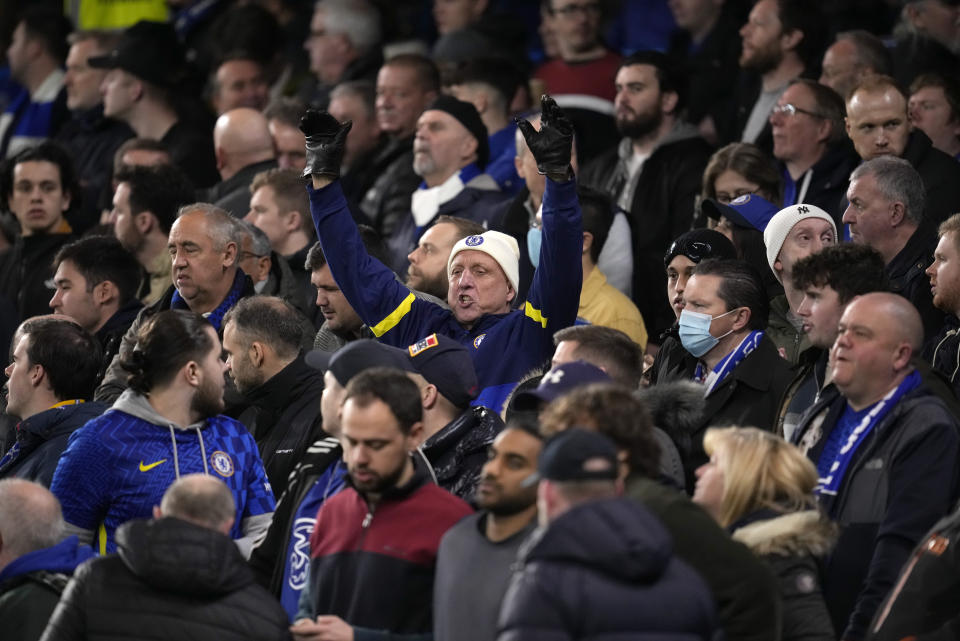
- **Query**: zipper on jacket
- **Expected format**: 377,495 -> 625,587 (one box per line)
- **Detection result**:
356,501 -> 377,550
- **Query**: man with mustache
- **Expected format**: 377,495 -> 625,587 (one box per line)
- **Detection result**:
433,423 -> 541,641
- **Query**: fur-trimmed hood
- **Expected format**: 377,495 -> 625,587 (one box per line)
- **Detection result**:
732,510 -> 837,558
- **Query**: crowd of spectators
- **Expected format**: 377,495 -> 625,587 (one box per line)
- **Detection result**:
2,0 -> 960,640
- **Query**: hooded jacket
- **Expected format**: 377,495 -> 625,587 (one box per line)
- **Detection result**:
420,405 -> 503,502
496,497 -> 719,641
0,401 -> 107,487
732,510 -> 837,641
0,536 -> 94,641
40,518 -> 291,641
50,389 -> 275,556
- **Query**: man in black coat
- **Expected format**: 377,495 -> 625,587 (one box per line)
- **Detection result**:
581,51 -> 713,340
222,297 -> 324,497
0,318 -> 105,487
659,258 -> 794,488
40,474 -> 291,641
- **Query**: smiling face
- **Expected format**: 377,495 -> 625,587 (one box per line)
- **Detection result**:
476,427 -> 541,514
846,88 -> 910,160
796,283 -> 843,348
666,254 -> 697,318
447,249 -> 515,327
927,232 -> 960,316
8,160 -> 70,236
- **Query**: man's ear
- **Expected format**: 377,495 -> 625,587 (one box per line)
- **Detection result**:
890,201 -> 907,227
421,383 -> 439,410
222,241 -> 238,269
29,363 -> 46,389
406,420 -> 425,449
582,231 -> 593,257
184,360 -> 201,387
781,28 -> 803,52
732,307 -> 752,332
249,341 -> 265,368
660,90 -> 678,116
285,210 -> 304,234
135,211 -> 155,234
94,280 -> 119,306
893,342 -> 913,371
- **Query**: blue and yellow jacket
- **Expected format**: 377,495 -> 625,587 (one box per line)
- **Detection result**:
308,177 -> 582,413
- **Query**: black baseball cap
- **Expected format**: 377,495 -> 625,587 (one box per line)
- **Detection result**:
524,428 -> 619,486
663,228 -> 737,268
88,20 -> 186,88
305,340 -> 413,387
406,334 -> 478,409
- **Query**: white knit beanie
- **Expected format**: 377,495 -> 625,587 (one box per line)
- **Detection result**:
763,204 -> 837,282
447,231 -> 520,293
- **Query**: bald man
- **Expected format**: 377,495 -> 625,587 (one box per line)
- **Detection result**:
0,479 -> 92,640
791,292 -> 960,641
42,474 -> 290,639
205,108 -> 278,217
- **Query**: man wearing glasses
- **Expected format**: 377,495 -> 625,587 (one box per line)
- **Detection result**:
535,0 -> 620,103
769,79 -> 859,225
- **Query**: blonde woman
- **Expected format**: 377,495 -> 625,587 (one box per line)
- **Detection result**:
693,427 -> 836,641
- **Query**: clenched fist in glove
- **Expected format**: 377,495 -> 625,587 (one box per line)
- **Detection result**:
299,109 -> 352,179
516,94 -> 574,182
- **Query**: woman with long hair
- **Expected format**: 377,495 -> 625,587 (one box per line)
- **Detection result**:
694,426 -> 836,641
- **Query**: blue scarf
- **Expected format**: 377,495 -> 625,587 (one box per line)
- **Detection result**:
694,330 -> 764,396
816,369 -> 923,496
170,269 -> 247,332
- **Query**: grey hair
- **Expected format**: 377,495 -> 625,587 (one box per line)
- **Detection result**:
176,203 -> 243,258
851,156 -> 926,224
315,0 -> 381,54
240,220 -> 272,257
0,480 -> 64,558
160,474 -> 235,530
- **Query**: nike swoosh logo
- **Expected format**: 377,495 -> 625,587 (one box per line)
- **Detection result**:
138,459 -> 167,472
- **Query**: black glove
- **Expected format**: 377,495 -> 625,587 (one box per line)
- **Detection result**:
299,109 -> 353,179
516,94 -> 574,180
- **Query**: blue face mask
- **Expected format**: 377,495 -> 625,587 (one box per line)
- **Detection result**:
526,227 -> 542,269
678,308 -> 737,358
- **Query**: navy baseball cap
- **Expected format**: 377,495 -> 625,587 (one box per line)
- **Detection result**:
406,333 -> 479,409
701,194 -> 779,232
305,340 -> 413,387
524,428 -> 619,486
511,361 -> 611,411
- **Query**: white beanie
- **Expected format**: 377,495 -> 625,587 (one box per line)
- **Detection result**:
447,231 -> 520,293
763,204 -> 837,282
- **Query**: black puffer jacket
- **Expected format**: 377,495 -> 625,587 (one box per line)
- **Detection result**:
496,497 -> 720,641
40,517 -> 291,641
358,135 -> 421,239
902,130 -> 960,227
732,510 -> 837,641
420,405 -> 503,502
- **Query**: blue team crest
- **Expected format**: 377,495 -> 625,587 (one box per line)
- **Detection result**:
210,451 -> 234,477
473,334 -> 486,348
465,235 -> 484,246
731,194 -> 752,205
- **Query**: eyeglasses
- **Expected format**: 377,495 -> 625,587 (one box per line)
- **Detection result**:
240,251 -> 266,261
771,103 -> 826,119
553,2 -> 601,17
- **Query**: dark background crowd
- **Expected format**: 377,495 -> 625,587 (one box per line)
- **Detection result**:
1,0 -> 960,640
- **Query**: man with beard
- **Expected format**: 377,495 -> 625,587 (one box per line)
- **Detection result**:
581,51 -> 713,342
50,310 -> 275,557
925,213 -> 960,396
433,423 -> 541,641
407,216 -> 485,300
292,368 -> 472,641
222,297 -> 323,498
727,0 -> 825,152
